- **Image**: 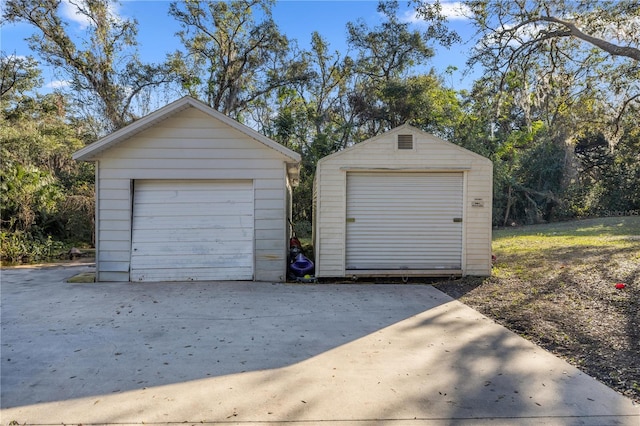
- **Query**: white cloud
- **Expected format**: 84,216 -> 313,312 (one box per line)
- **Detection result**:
401,10 -> 421,24
5,54 -> 28,61
403,1 -> 471,24
439,1 -> 471,21
45,80 -> 71,89
59,0 -> 121,30
60,0 -> 92,29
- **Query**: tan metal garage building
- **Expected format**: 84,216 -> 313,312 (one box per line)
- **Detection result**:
313,124 -> 493,278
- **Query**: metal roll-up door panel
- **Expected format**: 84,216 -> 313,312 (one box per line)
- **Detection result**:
131,180 -> 254,281
346,172 -> 463,271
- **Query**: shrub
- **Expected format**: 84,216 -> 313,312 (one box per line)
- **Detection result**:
0,231 -> 65,263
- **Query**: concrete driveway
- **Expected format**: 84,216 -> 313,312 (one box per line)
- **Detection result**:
1,265 -> 638,425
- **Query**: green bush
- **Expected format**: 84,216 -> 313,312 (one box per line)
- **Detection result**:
0,231 -> 65,263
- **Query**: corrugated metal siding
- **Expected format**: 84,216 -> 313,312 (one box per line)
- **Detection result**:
345,172 -> 463,270
130,180 -> 254,281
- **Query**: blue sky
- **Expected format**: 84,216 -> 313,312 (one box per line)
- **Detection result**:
1,0 -> 479,92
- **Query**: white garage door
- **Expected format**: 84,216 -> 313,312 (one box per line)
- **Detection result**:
346,172 -> 463,271
130,180 -> 254,282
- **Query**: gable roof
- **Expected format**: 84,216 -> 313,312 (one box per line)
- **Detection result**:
318,123 -> 491,165
73,96 -> 302,166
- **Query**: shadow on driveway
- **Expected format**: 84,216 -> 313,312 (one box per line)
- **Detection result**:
1,265 -> 447,408
1,265 -> 638,424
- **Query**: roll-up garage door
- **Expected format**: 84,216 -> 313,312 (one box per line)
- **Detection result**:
346,172 -> 463,271
130,180 -> 254,281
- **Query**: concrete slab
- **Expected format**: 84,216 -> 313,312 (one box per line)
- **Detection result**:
1,265 -> 638,425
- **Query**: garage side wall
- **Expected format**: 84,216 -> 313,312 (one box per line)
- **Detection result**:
95,107 -> 289,282
314,128 -> 493,277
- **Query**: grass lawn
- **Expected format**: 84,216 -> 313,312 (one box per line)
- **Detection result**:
435,216 -> 640,402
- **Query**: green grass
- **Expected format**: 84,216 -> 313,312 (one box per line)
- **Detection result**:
494,216 -> 640,239
492,216 -> 640,280
67,272 -> 96,283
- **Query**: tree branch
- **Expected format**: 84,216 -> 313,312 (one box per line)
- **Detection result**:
537,15 -> 640,61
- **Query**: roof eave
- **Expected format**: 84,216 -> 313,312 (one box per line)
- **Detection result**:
72,97 -> 194,161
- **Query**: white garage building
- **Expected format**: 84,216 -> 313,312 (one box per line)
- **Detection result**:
313,125 -> 493,278
73,96 -> 300,282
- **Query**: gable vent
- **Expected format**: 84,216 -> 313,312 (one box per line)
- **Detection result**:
397,134 -> 414,150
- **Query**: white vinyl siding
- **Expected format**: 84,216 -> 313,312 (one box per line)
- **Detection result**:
345,172 -> 463,271
130,180 -> 254,282
92,106 -> 292,282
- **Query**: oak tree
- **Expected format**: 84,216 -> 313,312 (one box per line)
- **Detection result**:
168,0 -> 309,117
3,0 -> 174,132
